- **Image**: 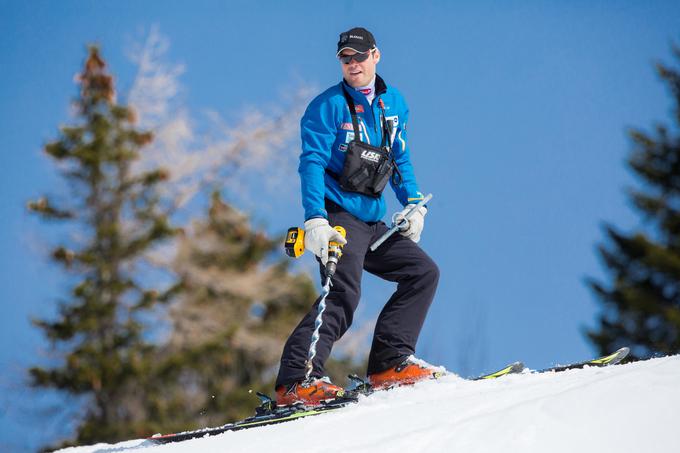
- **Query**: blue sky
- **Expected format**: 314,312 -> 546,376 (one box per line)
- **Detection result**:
2,0 -> 680,450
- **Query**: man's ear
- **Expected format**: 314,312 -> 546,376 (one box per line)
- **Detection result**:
373,48 -> 381,64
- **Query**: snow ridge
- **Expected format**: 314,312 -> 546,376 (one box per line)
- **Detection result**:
59,355 -> 680,453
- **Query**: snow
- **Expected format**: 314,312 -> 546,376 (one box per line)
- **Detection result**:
58,355 -> 680,453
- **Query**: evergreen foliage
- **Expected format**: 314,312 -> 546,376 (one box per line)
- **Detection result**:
27,46 -> 176,448
588,48 -> 680,359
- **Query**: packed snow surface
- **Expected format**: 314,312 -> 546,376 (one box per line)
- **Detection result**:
59,355 -> 680,453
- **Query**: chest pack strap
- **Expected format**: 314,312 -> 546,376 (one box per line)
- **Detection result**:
340,85 -> 362,140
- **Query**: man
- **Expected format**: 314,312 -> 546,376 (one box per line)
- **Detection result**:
275,27 -> 441,406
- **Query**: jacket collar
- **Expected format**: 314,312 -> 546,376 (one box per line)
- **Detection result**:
342,74 -> 388,105
375,74 -> 387,96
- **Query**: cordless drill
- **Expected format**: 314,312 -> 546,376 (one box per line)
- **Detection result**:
284,225 -> 346,280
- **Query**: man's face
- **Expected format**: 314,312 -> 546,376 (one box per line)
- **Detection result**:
339,48 -> 381,88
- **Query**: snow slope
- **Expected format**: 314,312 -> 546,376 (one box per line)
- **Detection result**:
59,355 -> 680,453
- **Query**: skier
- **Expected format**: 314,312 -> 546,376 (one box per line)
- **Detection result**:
275,27 -> 441,406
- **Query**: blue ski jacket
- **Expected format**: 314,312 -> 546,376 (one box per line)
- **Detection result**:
299,75 -> 424,222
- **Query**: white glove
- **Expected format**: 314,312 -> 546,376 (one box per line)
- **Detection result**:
393,204 -> 427,243
304,218 -> 347,265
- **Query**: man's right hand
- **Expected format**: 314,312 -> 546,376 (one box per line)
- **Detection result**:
304,218 -> 347,265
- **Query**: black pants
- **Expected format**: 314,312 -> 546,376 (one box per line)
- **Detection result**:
275,200 -> 440,387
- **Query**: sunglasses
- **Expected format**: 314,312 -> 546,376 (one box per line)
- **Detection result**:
338,50 -> 373,64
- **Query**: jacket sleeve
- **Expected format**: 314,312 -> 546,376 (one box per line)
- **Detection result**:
299,96 -> 337,220
390,106 -> 425,206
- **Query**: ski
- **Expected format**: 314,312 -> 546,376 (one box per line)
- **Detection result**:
148,394 -> 356,445
148,361 -> 524,444
148,407 -> 341,444
532,347 -> 630,374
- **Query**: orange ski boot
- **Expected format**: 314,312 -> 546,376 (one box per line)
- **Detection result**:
275,376 -> 345,407
367,355 -> 446,391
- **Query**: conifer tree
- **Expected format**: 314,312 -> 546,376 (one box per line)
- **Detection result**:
588,49 -> 680,359
27,46 -> 175,447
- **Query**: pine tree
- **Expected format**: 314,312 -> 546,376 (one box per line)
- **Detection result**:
587,49 -> 680,359
146,192 -> 361,432
27,46 -> 176,447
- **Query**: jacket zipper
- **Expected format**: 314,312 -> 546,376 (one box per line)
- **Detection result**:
373,96 -> 379,133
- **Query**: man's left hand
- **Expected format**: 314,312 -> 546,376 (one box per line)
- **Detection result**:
394,204 -> 427,243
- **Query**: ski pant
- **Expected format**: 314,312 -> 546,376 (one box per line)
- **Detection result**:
275,199 -> 439,387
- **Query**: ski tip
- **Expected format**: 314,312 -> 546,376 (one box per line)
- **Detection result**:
474,361 -> 525,380
613,347 -> 630,362
591,346 -> 630,368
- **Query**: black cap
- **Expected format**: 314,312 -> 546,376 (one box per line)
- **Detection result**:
337,27 -> 376,56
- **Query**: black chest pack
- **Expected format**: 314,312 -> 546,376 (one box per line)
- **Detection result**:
327,85 -> 402,198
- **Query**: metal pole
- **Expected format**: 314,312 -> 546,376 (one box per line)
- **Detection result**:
369,193 -> 433,252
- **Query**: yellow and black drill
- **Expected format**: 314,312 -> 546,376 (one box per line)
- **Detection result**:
284,225 -> 346,280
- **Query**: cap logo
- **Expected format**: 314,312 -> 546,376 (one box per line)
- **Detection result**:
349,35 -> 364,40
